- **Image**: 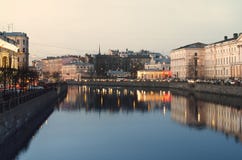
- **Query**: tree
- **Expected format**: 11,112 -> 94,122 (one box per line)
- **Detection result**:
52,71 -> 61,82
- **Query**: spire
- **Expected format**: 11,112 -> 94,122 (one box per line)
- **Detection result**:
98,44 -> 101,55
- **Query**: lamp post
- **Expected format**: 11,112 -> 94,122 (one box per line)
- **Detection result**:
3,57 -> 7,95
194,53 -> 198,80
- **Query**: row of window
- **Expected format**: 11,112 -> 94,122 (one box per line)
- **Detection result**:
216,56 -> 236,65
16,39 -> 27,45
209,46 -> 237,54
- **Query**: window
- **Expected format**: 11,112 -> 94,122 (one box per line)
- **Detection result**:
17,39 -> 20,44
23,48 -> 25,53
23,39 -> 26,45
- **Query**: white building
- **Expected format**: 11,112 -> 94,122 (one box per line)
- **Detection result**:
171,33 -> 242,80
204,33 -> 242,79
170,42 -> 206,79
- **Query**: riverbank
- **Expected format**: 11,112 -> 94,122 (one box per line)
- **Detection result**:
0,83 -> 67,145
69,81 -> 242,97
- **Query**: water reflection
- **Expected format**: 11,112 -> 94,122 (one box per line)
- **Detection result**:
59,86 -> 171,113
0,107 -> 53,160
61,86 -> 242,143
171,94 -> 242,143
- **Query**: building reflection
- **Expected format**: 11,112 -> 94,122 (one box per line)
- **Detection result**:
59,86 -> 242,143
58,86 -> 171,113
171,94 -> 242,143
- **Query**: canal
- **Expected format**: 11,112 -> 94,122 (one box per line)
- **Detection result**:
8,86 -> 242,159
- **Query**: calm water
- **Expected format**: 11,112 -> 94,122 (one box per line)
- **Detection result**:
15,86 -> 242,160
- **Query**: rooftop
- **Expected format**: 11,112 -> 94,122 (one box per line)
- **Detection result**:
173,42 -> 207,51
0,32 -> 17,45
2,32 -> 28,37
211,33 -> 242,45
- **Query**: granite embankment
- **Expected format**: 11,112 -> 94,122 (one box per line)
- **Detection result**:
70,81 -> 242,97
0,84 -> 67,145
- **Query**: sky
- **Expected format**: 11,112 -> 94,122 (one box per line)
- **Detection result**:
1,0 -> 242,61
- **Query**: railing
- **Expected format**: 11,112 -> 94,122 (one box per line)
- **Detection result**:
0,89 -> 53,113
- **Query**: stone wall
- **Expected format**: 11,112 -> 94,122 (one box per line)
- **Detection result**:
71,81 -> 242,97
169,82 -> 242,97
0,84 -> 67,144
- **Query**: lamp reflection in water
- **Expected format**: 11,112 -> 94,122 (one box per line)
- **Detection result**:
60,86 -> 171,113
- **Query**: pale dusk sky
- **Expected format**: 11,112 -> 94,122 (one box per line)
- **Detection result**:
1,0 -> 242,60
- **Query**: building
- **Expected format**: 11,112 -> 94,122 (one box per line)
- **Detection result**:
137,70 -> 171,80
62,63 -> 81,81
122,55 -> 150,78
3,32 -> 29,68
204,33 -> 242,79
41,56 -> 79,74
40,55 -> 80,81
170,42 -> 207,79
145,54 -> 170,71
170,33 -> 242,80
62,61 -> 94,81
94,54 -> 121,77
107,70 -> 131,78
137,54 -> 171,80
0,33 -> 19,69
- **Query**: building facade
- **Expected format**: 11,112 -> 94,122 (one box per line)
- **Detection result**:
171,33 -> 242,80
137,54 -> 171,80
170,43 -> 206,79
204,33 -> 242,79
0,34 -> 19,69
3,32 -> 29,68
62,62 -> 94,81
137,70 -> 171,80
40,56 -> 80,81
62,63 -> 81,81
144,54 -> 170,71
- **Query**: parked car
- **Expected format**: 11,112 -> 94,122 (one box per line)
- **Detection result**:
224,78 -> 236,85
29,86 -> 44,90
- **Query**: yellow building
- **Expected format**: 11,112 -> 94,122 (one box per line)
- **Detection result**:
62,63 -> 81,81
0,35 -> 19,69
137,70 -> 171,80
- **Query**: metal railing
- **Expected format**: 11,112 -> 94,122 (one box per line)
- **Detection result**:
0,89 -> 52,113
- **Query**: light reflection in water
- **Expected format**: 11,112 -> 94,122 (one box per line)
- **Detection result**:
59,86 -> 171,113
171,94 -> 242,143
60,86 -> 242,143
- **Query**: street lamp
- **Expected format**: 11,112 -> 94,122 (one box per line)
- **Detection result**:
194,53 -> 198,80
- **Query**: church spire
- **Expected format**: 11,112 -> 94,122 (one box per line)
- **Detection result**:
98,44 -> 101,55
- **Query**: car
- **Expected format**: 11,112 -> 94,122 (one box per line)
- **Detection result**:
187,79 -> 195,83
29,86 -> 44,90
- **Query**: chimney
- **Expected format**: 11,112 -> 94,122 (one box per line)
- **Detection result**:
233,33 -> 238,39
224,36 -> 228,40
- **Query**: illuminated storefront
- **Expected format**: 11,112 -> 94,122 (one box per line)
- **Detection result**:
137,70 -> 172,80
